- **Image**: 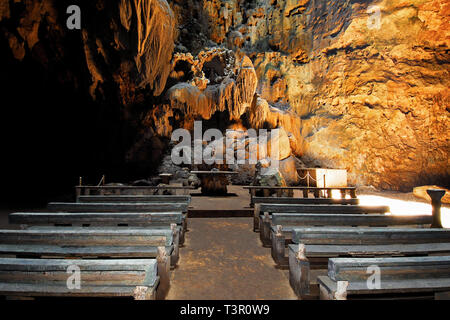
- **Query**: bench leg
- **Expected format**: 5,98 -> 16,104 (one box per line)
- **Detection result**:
260,214 -> 272,247
179,228 -> 185,246
320,281 -> 349,300
289,244 -> 310,298
253,204 -> 261,232
271,228 -> 286,266
319,284 -> 333,300
156,247 -> 171,299
171,224 -> 180,268
250,189 -> 255,208
134,286 -> 156,300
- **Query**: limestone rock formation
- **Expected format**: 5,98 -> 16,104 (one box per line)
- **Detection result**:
2,0 -> 448,192
168,0 -> 449,191
413,185 -> 450,204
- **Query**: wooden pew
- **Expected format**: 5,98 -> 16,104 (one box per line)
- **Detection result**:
244,186 -> 358,208
9,211 -> 187,245
260,213 -> 431,247
254,203 -> 390,232
252,197 -> 360,232
0,258 -> 161,300
0,227 -> 175,298
284,227 -> 450,298
47,202 -> 189,238
77,195 -> 191,203
76,185 -> 195,197
0,226 -> 180,268
317,256 -> 450,300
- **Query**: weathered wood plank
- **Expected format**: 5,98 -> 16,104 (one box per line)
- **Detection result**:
0,258 -> 159,300
328,256 -> 450,282
48,202 -> 189,213
253,197 -> 359,205
291,227 -> 450,245
318,276 -> 450,299
260,214 -> 431,248
289,243 -> 450,258
9,212 -> 184,225
0,244 -> 171,258
272,213 -> 431,227
0,228 -> 172,246
260,204 -> 389,214
77,195 -> 191,203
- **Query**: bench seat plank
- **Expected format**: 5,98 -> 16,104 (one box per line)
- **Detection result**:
0,244 -> 172,258
329,256 -> 450,281
10,212 -> 184,225
317,276 -> 450,296
289,243 -> 450,258
0,228 -> 173,247
0,258 -> 159,299
273,213 -> 431,227
260,213 -> 432,247
252,197 -> 359,205
77,195 -> 191,203
48,202 -> 189,213
291,227 -> 450,245
260,204 -> 389,214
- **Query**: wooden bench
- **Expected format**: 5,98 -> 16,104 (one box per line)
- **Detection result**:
317,256 -> 450,300
244,186 -> 358,207
9,212 -> 187,245
254,203 -> 390,232
0,227 -> 175,298
0,226 -> 179,267
77,195 -> 191,203
0,258 -> 162,300
76,185 -> 195,196
48,202 -> 189,213
284,227 -> 450,298
260,213 -> 432,247
252,197 -> 360,232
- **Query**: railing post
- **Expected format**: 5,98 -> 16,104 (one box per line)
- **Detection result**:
427,189 -> 446,228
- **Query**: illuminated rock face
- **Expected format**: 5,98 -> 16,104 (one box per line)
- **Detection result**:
2,0 -> 448,190
166,0 -> 449,190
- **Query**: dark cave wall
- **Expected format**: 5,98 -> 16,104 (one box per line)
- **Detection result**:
0,0 -> 176,203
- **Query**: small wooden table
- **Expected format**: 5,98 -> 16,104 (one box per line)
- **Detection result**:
159,173 -> 173,185
190,171 -> 238,195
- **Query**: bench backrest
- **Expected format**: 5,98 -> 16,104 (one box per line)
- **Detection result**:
272,213 -> 431,227
0,228 -> 173,246
48,202 -> 189,213
291,227 -> 450,245
77,195 -> 191,203
9,212 -> 184,226
328,256 -> 450,282
253,197 -> 359,205
260,204 -> 389,214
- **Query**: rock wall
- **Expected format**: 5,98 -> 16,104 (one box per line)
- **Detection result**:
165,0 -> 449,190
2,0 -> 448,193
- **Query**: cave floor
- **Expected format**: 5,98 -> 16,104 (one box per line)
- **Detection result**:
166,217 -> 297,300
